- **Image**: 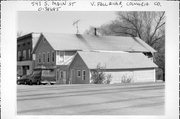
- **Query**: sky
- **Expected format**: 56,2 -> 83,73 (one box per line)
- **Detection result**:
17,11 -> 117,34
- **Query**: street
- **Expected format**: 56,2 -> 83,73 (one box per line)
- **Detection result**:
17,82 -> 164,115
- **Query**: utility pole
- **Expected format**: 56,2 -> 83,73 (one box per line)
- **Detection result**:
73,19 -> 80,34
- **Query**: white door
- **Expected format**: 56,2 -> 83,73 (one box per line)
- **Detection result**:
70,69 -> 75,84
62,71 -> 66,84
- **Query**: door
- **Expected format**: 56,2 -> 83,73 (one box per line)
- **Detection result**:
56,70 -> 59,83
70,69 -> 75,84
62,71 -> 66,84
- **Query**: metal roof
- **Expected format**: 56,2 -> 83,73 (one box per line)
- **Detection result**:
77,51 -> 158,69
42,33 -> 156,52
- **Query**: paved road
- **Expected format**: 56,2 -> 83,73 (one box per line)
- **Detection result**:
17,82 -> 165,115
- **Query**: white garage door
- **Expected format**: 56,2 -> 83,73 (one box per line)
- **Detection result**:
104,69 -> 155,84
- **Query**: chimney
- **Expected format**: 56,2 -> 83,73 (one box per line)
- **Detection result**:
94,28 -> 97,36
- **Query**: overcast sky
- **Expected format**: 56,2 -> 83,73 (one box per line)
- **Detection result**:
17,11 -> 117,34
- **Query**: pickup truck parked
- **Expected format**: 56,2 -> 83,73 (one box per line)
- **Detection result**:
30,69 -> 56,85
17,69 -> 56,85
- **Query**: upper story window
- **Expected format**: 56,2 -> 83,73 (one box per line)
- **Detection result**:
28,49 -> 31,59
60,51 -> 65,62
43,53 -> 46,63
23,43 -> 25,46
52,51 -> 55,62
47,52 -> 50,62
38,53 -> 41,63
18,51 -> 21,61
23,50 -> 26,60
27,42 -> 30,45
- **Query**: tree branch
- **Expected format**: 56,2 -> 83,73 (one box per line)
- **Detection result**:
150,12 -> 165,41
111,29 -> 136,37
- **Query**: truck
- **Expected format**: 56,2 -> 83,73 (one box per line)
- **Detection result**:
28,68 -> 56,85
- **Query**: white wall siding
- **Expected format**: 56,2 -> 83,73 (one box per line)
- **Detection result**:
103,69 -> 155,84
133,69 -> 155,82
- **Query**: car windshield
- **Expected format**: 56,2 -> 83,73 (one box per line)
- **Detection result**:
21,75 -> 28,79
32,70 -> 41,76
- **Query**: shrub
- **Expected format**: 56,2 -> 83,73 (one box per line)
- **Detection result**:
121,74 -> 133,83
91,64 -> 112,84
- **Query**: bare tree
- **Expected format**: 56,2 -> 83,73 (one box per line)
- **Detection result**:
98,12 -> 165,47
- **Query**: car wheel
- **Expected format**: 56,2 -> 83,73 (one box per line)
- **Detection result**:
37,80 -> 41,85
29,80 -> 32,85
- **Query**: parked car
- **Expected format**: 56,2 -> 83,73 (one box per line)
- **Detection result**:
17,74 -> 22,80
17,75 -> 30,85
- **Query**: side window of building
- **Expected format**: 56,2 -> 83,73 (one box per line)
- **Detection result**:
52,51 -> 55,62
77,70 -> 81,77
43,53 -> 46,63
38,53 -> 41,63
23,50 -> 26,60
82,70 -> 86,80
18,51 -> 21,61
60,51 -> 65,62
28,49 -> 31,59
47,52 -> 50,63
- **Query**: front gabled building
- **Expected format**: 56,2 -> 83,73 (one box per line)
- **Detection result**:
32,32 -> 157,84
69,51 -> 157,84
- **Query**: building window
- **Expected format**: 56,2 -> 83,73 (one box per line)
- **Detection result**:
52,51 -> 55,62
43,53 -> 46,63
27,42 -> 30,45
47,52 -> 50,62
18,51 -> 21,60
38,54 -> 41,63
82,70 -> 86,80
60,51 -> 65,62
77,70 -> 81,77
23,50 -> 26,60
18,45 -> 20,48
28,49 -> 31,59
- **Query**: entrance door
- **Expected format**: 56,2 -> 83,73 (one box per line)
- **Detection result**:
62,71 -> 66,84
70,69 -> 75,84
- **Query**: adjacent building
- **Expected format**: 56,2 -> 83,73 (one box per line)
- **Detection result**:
17,33 -> 40,76
32,33 -> 157,84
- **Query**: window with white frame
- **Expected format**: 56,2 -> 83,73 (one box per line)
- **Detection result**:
77,70 -> 81,77
43,53 -> 46,63
60,51 -> 65,62
23,50 -> 26,60
38,53 -> 41,63
28,49 -> 31,59
52,51 -> 55,62
18,51 -> 21,60
82,70 -> 86,80
47,52 -> 50,62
